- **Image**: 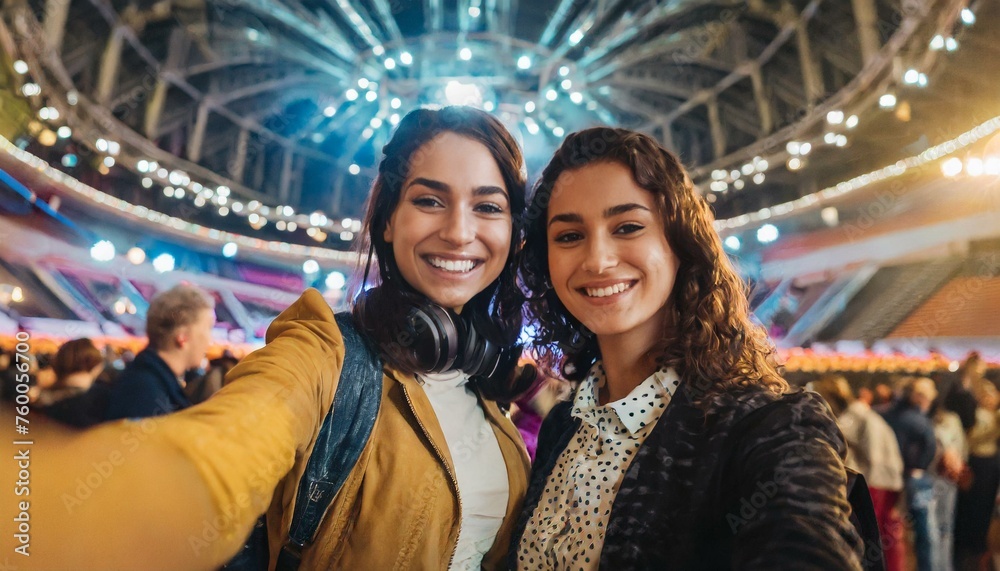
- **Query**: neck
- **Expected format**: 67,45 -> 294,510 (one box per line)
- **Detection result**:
595,334 -> 659,405
155,348 -> 188,380
60,372 -> 93,390
593,310 -> 669,405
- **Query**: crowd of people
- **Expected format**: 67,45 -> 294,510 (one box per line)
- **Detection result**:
1,284 -> 236,428
808,353 -> 1000,571
0,106 -> 997,571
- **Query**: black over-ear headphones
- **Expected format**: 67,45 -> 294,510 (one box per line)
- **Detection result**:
356,287 -> 519,379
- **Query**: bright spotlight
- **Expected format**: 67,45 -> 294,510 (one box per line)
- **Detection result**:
152,253 -> 175,273
444,80 -> 483,106
222,242 -> 238,258
941,157 -> 963,177
326,271 -> 347,290
91,240 -> 116,262
756,224 -> 779,244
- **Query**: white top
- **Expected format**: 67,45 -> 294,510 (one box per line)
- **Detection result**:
419,370 -> 509,571
518,364 -> 680,570
838,401 -> 904,491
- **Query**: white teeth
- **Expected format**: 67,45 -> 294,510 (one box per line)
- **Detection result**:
428,257 -> 476,273
584,282 -> 632,298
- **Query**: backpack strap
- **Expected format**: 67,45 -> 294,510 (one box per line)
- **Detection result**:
275,312 -> 383,571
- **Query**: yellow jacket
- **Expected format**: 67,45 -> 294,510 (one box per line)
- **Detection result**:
1,289 -> 529,570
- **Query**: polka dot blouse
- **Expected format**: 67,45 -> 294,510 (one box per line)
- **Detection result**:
517,364 -> 679,570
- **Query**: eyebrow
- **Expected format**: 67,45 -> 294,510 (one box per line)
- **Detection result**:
407,178 -> 509,200
547,203 -> 651,227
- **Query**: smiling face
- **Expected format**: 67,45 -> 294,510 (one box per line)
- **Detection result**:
384,132 -> 513,313
546,161 -> 679,346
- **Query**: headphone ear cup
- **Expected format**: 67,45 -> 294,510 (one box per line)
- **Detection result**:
459,313 -> 505,378
459,317 -> 486,376
406,303 -> 459,373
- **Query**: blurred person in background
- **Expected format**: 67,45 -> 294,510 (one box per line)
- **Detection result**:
955,381 -> 1000,570
35,338 -> 109,427
35,338 -> 104,406
947,352 -> 986,432
101,283 -> 216,421
882,377 -> 939,571
511,367 -> 570,461
857,385 -> 876,407
873,381 -> 896,413
930,393 -> 970,571
1,350 -> 44,403
813,374 -> 906,571
28,351 -> 56,401
0,347 -> 16,400
184,348 -> 238,404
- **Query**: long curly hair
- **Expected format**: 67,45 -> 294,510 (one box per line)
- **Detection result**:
351,106 -> 532,401
519,127 -> 787,403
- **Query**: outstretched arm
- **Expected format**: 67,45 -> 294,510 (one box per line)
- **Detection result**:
730,392 -> 865,570
2,289 -> 344,570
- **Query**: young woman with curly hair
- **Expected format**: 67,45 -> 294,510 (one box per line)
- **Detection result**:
511,127 -> 865,570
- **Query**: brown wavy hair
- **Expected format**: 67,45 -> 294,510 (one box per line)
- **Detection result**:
519,127 -> 787,403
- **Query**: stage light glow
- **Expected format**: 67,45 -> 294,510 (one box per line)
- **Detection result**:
153,253 -> 175,273
91,240 -> 115,262
756,224 -> 779,243
326,271 -> 347,290
127,247 -> 145,265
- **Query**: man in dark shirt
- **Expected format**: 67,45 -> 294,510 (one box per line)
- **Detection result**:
881,377 -> 938,571
102,284 -> 216,420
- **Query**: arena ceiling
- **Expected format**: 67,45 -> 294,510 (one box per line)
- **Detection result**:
0,0 -> 989,253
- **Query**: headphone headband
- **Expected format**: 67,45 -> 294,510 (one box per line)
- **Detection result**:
357,287 -> 514,379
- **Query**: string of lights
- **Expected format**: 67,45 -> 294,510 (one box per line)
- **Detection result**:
0,135 -> 358,267
713,114 -> 1000,236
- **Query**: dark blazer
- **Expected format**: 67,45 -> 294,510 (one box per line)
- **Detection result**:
510,381 -> 864,570
102,348 -> 192,421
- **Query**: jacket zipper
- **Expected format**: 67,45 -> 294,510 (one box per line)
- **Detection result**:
402,384 -> 463,570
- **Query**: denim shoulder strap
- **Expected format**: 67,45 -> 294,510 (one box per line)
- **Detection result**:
276,312 -> 383,571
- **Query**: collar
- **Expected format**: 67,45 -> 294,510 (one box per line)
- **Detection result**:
572,364 -> 680,437
133,348 -> 191,405
415,369 -> 470,391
